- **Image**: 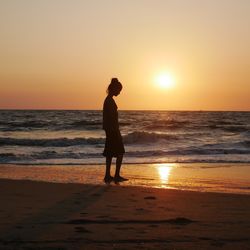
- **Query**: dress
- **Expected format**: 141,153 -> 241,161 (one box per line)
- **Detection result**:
102,95 -> 125,157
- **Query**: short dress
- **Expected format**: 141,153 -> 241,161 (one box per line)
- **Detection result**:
102,96 -> 125,157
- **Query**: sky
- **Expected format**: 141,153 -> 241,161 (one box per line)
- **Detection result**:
0,0 -> 250,110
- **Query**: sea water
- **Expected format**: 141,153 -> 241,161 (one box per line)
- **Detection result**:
0,110 -> 250,165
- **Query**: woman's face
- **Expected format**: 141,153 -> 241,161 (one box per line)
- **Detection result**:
113,88 -> 122,96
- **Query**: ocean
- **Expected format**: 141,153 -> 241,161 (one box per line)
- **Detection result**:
0,110 -> 250,165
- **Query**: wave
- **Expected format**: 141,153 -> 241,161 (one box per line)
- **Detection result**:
0,120 -> 49,128
0,137 -> 105,147
1,147 -> 249,164
123,131 -> 179,144
0,153 -> 18,162
69,120 -> 102,128
0,121 -> 51,131
0,120 -> 102,131
0,132 -> 179,147
0,120 -> 132,132
144,119 -> 190,130
1,156 -> 250,165
208,120 -> 244,126
208,125 -> 249,133
1,131 -> 250,148
125,148 -> 250,157
241,140 -> 250,148
223,126 -> 250,133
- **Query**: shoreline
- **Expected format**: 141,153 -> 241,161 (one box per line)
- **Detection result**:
0,163 -> 250,195
1,178 -> 250,249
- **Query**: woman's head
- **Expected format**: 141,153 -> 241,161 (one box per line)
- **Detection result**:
107,78 -> 123,96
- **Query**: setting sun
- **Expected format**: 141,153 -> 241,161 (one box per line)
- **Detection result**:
155,73 -> 175,89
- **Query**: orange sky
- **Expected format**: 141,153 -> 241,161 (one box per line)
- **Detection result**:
0,0 -> 250,110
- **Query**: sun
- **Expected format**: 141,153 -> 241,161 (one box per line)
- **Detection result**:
155,73 -> 175,89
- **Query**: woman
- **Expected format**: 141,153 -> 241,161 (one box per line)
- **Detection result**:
103,78 -> 127,183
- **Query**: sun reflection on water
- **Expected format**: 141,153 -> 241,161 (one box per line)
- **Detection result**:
156,163 -> 176,187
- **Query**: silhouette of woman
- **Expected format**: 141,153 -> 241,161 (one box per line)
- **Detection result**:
103,78 -> 128,183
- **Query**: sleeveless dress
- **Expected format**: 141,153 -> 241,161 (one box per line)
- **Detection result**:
102,95 -> 125,157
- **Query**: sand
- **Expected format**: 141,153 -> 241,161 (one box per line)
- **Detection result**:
0,179 -> 250,250
1,163 -> 250,194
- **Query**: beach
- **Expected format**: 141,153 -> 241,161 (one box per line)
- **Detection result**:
1,110 -> 250,249
1,0 -> 250,247
1,164 -> 250,249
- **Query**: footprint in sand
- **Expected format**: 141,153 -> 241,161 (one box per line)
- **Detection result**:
136,208 -> 145,211
148,224 -> 159,228
107,205 -> 118,208
144,196 -> 156,200
116,226 -> 134,230
129,198 -> 137,202
92,193 -> 101,197
135,208 -> 150,213
96,215 -> 111,219
80,212 -> 88,216
75,226 -> 92,233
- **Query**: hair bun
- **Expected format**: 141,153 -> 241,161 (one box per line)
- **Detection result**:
111,78 -> 119,84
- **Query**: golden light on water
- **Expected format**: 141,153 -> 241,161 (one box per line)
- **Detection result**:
156,163 -> 175,185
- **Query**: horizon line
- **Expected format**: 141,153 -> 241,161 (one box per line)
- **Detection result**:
0,108 -> 249,112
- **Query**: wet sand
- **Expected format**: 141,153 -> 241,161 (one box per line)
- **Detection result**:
1,163 -> 250,194
0,179 -> 250,250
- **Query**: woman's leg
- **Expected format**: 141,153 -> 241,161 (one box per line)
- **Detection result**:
104,156 -> 113,182
114,155 -> 128,182
114,154 -> 123,178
